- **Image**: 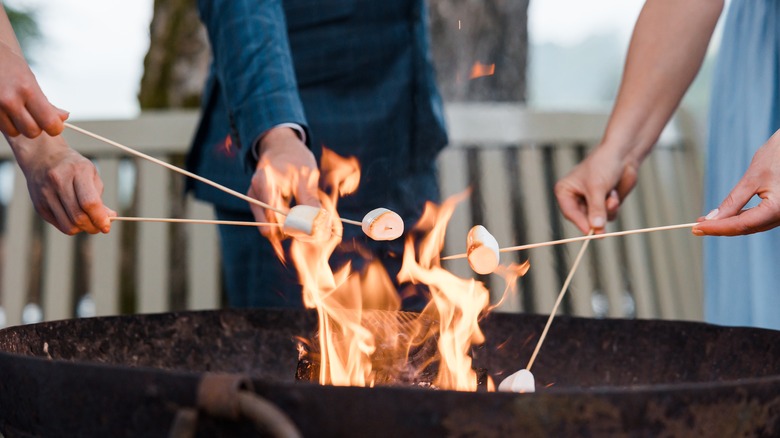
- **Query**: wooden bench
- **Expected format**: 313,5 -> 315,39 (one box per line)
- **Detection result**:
0,106 -> 703,327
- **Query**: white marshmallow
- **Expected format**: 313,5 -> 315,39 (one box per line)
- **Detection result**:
467,225 -> 500,275
497,368 -> 535,393
361,208 -> 404,241
283,205 -> 331,242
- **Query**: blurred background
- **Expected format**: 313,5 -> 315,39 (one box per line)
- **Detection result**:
7,0 -> 721,126
0,0 -> 724,325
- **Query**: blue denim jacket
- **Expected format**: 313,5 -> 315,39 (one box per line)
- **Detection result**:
187,0 -> 448,226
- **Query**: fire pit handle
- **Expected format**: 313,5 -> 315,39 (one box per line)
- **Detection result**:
169,373 -> 302,438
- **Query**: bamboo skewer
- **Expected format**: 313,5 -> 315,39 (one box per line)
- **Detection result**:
109,216 -> 282,228
526,230 -> 594,372
64,123 -> 363,228
441,222 -> 698,261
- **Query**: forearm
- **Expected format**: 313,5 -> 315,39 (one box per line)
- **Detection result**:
197,0 -> 307,166
0,4 -> 24,55
601,0 -> 723,162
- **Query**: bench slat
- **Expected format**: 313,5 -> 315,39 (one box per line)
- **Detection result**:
137,159 -> 170,313
92,159 -> 121,316
2,168 -> 34,326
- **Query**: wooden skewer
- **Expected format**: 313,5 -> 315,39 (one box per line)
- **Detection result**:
64,122 -> 364,228
526,230 -> 594,372
441,222 -> 698,261
109,216 -> 282,227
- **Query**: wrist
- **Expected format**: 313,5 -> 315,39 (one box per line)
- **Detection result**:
258,126 -> 300,155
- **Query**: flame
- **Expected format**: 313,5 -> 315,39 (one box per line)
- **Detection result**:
257,149 -> 526,391
469,62 -> 495,80
489,261 -> 531,311
321,147 -> 361,200
217,134 -> 236,157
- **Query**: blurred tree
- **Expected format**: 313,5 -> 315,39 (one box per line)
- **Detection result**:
138,0 -> 209,109
137,0 -> 528,106
429,0 -> 528,102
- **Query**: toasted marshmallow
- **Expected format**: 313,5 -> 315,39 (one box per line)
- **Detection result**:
283,205 -> 331,242
362,208 -> 404,241
498,368 -> 535,393
467,225 -> 500,274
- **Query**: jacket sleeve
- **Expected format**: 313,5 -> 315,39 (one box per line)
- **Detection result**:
197,0 -> 309,168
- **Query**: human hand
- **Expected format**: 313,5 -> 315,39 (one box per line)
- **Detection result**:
554,146 -> 640,234
248,127 -> 321,236
7,133 -> 115,234
693,130 -> 780,236
0,41 -> 68,138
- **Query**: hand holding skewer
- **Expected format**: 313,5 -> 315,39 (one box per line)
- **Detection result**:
65,123 -> 402,240
443,222 -> 698,266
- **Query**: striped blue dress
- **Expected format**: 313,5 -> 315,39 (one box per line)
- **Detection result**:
704,0 -> 780,329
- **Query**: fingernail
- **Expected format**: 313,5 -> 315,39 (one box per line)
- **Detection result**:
692,228 -> 704,236
705,208 -> 719,220
591,216 -> 605,228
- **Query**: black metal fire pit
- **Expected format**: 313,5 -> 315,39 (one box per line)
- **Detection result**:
1,308 -> 780,437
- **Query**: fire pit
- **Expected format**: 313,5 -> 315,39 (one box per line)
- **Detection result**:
1,308 -> 780,437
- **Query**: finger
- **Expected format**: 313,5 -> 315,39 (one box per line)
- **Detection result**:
248,184 -> 280,238
555,186 -> 591,234
713,177 -> 758,220
57,107 -> 70,121
583,190 -> 608,233
26,96 -> 65,137
9,108 -> 42,138
0,112 -> 19,137
73,173 -> 109,234
605,189 -> 620,221
294,167 -> 321,208
694,201 -> 780,236
39,188 -> 79,235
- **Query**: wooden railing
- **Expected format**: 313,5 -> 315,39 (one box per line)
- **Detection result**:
0,105 -> 703,327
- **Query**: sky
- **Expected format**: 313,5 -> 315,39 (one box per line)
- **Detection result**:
11,0 -> 650,120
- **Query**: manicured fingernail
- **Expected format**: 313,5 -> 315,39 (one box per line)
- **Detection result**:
591,216 -> 605,228
705,208 -> 719,220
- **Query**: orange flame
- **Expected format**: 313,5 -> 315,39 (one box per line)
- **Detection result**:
469,62 -> 495,80
257,150 -> 525,391
321,147 -> 361,201
217,134 -> 236,157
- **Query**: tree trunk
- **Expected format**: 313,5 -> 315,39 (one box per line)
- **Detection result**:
138,0 -> 209,109
429,0 -> 529,102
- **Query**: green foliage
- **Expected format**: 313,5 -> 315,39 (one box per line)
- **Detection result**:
4,4 -> 40,54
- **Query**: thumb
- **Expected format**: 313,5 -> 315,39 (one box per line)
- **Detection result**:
585,191 -> 608,232
57,107 -> 70,121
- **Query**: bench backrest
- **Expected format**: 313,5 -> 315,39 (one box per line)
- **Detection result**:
0,106 -> 703,327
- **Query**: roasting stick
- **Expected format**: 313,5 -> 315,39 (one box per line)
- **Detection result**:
526,230 -> 594,372
109,216 -> 282,228
63,123 -> 363,228
441,222 -> 698,261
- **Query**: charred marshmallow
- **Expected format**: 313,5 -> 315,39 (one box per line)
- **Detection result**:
467,225 -> 500,275
362,208 -> 404,241
283,205 -> 331,242
498,368 -> 535,393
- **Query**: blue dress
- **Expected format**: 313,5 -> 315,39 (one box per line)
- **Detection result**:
705,0 -> 780,329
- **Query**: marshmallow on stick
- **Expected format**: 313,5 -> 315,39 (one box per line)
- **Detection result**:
283,205 -> 332,242
467,225 -> 500,274
362,208 -> 404,241
498,368 -> 535,393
